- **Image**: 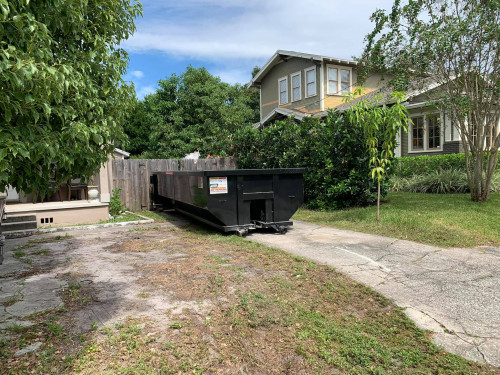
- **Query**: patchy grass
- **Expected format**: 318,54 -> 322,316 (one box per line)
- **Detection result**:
1,224 -> 495,374
294,192 -> 500,248
2,295 -> 22,307
135,210 -> 172,222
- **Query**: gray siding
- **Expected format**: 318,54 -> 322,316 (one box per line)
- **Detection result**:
260,57 -> 321,120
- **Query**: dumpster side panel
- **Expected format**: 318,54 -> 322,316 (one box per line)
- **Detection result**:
274,174 -> 304,222
206,175 -> 238,226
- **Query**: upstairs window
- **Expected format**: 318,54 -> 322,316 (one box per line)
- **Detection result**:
428,114 -> 441,149
327,65 -> 352,94
278,76 -> 288,105
291,72 -> 301,102
305,67 -> 316,97
411,116 -> 424,150
328,67 -> 338,94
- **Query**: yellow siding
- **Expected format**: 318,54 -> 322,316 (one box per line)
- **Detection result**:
324,87 -> 375,110
324,96 -> 344,109
262,100 -> 278,107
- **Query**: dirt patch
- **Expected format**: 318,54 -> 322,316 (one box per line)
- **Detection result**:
0,222 -> 495,374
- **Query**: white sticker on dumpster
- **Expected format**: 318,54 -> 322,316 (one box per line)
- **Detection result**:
209,177 -> 228,194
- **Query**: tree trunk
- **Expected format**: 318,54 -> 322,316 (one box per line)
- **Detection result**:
377,180 -> 380,221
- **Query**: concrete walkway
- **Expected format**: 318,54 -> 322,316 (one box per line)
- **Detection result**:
247,221 -> 500,367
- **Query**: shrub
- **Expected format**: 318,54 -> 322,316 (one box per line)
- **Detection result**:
392,153 -> 500,178
232,112 -> 387,210
391,169 -> 500,194
109,188 -> 125,217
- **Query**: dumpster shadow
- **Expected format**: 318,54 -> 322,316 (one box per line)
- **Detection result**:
151,209 -> 293,237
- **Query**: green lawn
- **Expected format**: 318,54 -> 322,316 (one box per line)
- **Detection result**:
293,192 -> 500,248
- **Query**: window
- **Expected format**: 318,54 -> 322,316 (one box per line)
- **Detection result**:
328,67 -> 338,94
411,117 -> 424,150
278,76 -> 288,105
428,114 -> 441,149
291,72 -> 301,102
327,65 -> 352,94
409,113 -> 442,152
305,67 -> 316,97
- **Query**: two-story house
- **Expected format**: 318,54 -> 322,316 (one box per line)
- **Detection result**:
250,50 -> 497,157
248,50 -> 387,126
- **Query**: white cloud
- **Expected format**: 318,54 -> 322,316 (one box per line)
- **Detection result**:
123,0 -> 395,84
136,85 -> 156,98
124,0 -> 394,63
131,70 -> 144,79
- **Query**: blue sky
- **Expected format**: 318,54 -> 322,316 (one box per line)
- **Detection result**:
122,0 -> 394,98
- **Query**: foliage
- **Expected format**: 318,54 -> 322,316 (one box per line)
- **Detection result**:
392,153 -> 500,178
391,169 -> 500,194
393,154 -> 471,178
124,66 -> 259,158
109,188 -> 125,217
358,0 -> 500,201
0,0 -> 142,200
122,98 -> 156,156
232,112 -> 384,210
346,90 -> 409,219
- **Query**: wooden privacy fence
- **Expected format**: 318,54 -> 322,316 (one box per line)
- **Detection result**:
112,158 -> 237,211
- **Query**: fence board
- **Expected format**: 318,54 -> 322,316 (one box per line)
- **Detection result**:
111,158 -> 234,211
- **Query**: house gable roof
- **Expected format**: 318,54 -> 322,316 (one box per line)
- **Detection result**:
249,50 -> 357,88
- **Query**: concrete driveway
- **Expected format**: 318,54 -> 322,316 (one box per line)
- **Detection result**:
247,220 -> 500,367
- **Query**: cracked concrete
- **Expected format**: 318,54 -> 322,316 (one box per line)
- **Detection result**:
247,220 -> 500,367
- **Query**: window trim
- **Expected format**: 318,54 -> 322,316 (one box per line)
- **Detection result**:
326,64 -> 352,95
278,76 -> 288,105
408,113 -> 443,153
290,71 -> 302,102
304,66 -> 317,98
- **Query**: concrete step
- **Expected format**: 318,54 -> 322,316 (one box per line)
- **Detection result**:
3,215 -> 37,224
1,221 -> 38,232
4,229 -> 36,239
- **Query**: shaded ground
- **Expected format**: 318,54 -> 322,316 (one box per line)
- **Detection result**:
0,217 -> 497,374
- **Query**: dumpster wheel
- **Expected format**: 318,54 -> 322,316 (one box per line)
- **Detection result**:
236,229 -> 249,237
278,226 -> 288,234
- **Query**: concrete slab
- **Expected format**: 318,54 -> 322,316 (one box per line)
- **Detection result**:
246,220 -> 500,367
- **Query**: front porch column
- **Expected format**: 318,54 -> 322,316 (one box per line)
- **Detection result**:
99,160 -> 111,203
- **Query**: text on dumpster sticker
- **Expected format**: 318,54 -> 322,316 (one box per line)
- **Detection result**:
209,177 -> 228,194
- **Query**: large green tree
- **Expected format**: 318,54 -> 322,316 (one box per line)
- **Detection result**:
358,0 -> 500,201
126,66 -> 258,159
0,0 -> 142,200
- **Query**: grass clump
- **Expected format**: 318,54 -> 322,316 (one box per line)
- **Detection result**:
294,191 -> 500,248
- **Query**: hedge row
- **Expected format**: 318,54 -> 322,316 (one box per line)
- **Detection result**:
392,153 -> 500,178
232,113 -> 387,210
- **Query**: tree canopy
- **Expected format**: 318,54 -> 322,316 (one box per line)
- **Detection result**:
124,66 -> 259,158
358,0 -> 500,201
0,0 -> 142,199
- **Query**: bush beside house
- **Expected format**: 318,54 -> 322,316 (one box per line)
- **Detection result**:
232,112 -> 388,210
391,154 -> 500,194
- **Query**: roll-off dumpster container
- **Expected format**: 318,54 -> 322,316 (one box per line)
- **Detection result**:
151,169 -> 305,235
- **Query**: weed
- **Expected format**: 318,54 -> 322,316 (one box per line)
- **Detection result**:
3,294 -> 21,307
169,321 -> 183,329
13,250 -> 26,259
46,321 -> 63,336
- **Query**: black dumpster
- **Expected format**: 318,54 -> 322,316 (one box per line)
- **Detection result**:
151,169 -> 305,235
